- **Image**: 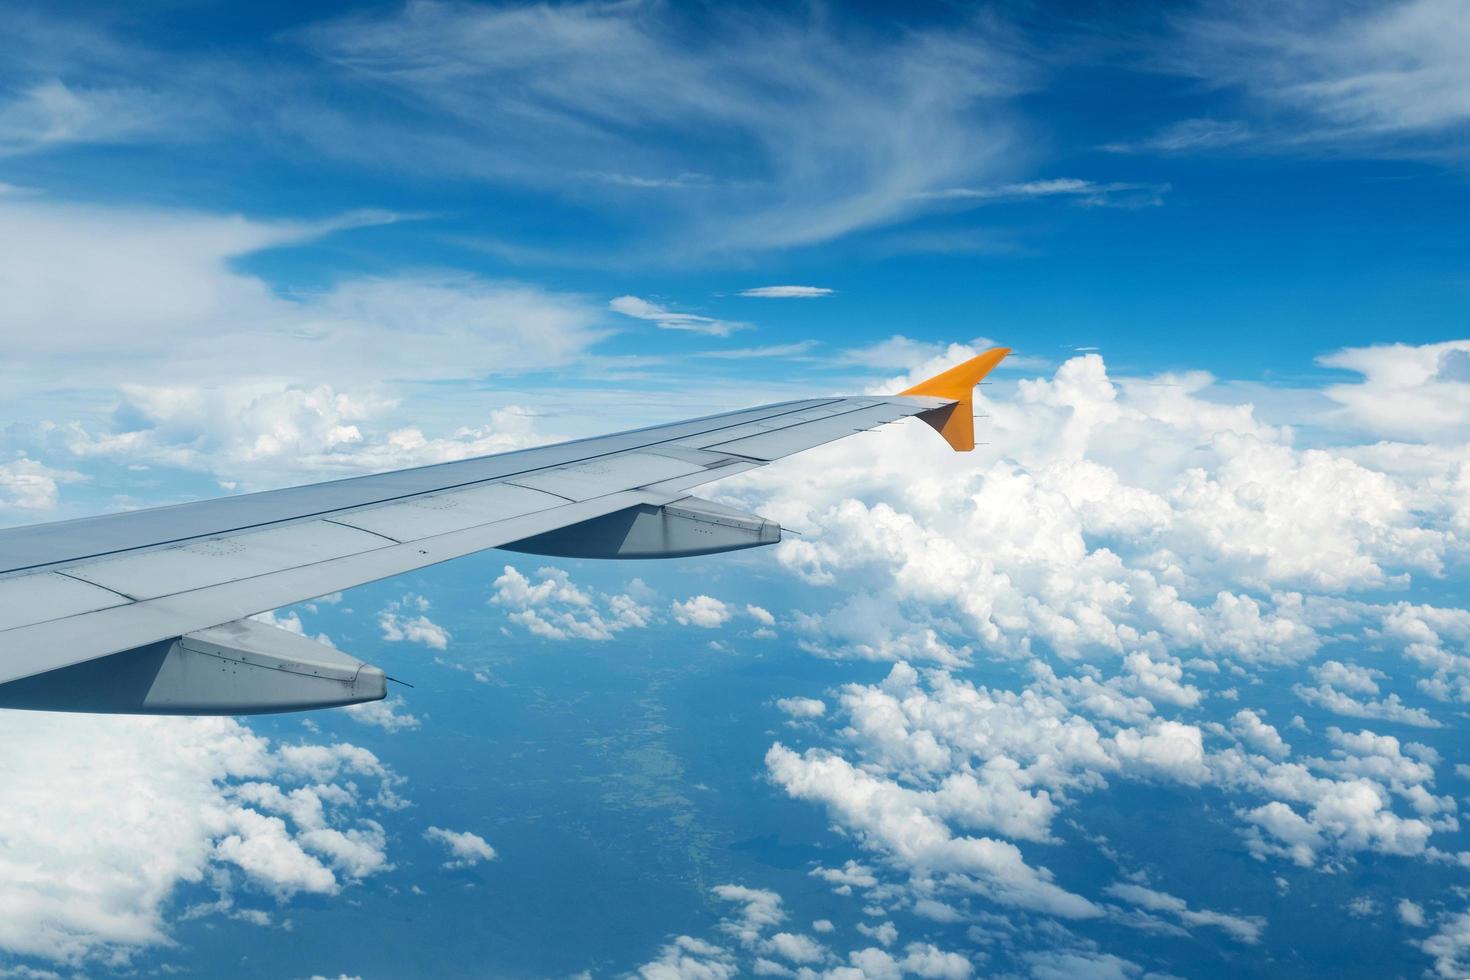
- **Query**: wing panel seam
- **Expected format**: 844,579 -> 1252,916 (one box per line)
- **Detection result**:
54,569 -> 140,603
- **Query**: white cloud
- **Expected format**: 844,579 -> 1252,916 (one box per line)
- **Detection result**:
899,943 -> 973,979
1104,882 -> 1265,944
0,199 -> 602,394
1023,949 -> 1142,980
855,921 -> 897,947
765,931 -> 827,964
1111,720 -> 1210,786
716,345 -> 1464,682
610,296 -> 749,337
645,340 -> 1468,974
638,938 -> 737,979
775,697 -> 826,720
423,826 -> 497,869
1381,604 -> 1470,705
712,884 -> 787,945
766,741 -> 1100,919
1399,899 -> 1426,927
923,178 -> 1169,209
811,861 -> 879,896
342,697 -> 421,733
840,335 -> 946,369
738,286 -> 834,299
697,342 -> 819,361
1214,726 -> 1452,868
296,3 -> 1032,252
1103,117 -> 1252,154
0,79 -> 172,154
1293,661 -> 1440,728
0,713 -> 396,965
0,196 -> 614,499
492,566 -> 653,641
1318,340 -> 1470,442
0,456 -> 85,514
1230,710 -> 1290,759
378,596 -> 451,651
249,609 -> 332,647
747,605 -> 776,626
763,648 -> 1462,951
1121,651 -> 1202,708
1423,907 -> 1470,978
632,883 -> 973,979
58,389 -> 549,492
1167,0 -> 1470,159
672,595 -> 732,629
792,594 -> 969,667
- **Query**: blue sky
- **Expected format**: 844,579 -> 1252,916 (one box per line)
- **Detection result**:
2,2 -> 1470,978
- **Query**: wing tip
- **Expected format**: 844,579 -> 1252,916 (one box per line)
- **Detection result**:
897,346 -> 1011,400
896,346 -> 1010,452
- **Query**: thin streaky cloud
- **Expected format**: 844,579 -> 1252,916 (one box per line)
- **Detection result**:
739,286 -> 834,299
1103,118 -> 1253,155
609,295 -> 749,337
294,2 -> 1034,252
696,341 -> 819,359
923,178 -> 1169,208
1162,0 -> 1470,161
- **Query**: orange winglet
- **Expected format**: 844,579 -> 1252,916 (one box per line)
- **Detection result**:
897,346 -> 1010,452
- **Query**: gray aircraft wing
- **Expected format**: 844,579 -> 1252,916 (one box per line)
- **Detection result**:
0,348 -> 1008,715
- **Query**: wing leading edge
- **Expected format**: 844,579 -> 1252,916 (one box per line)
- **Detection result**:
0,348 -> 1008,714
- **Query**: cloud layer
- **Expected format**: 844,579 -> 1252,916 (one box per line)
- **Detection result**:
0,712 -> 400,964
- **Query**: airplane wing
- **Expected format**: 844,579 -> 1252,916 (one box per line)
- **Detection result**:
0,348 -> 1008,715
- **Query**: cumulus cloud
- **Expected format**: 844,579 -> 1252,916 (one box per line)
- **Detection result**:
1230,710 -> 1291,759
632,883 -> 972,979
1293,661 -> 1440,728
0,713 -> 397,965
1319,340 -> 1470,442
757,647 -> 1462,953
1214,726 -> 1454,868
767,740 -> 1100,919
492,566 -> 653,641
343,697 -> 421,733
59,390 -> 548,492
378,595 -> 451,651
1023,949 -> 1142,980
423,826 -> 497,869
1110,720 -> 1210,786
718,345 -> 1466,700
1423,907 -> 1470,978
792,593 -> 969,667
775,697 -> 826,720
672,595 -> 732,629
0,455 -> 85,514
